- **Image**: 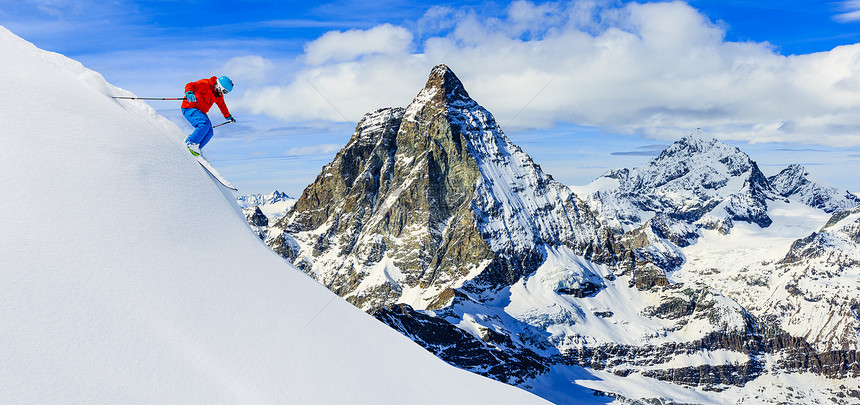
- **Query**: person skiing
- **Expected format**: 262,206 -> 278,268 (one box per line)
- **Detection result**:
181,75 -> 235,156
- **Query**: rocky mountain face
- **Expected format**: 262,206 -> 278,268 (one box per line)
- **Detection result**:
269,64 -> 625,311
258,66 -> 860,402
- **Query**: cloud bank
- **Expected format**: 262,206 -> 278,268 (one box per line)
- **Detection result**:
234,0 -> 860,147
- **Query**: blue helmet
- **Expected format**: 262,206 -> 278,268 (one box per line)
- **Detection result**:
216,76 -> 234,94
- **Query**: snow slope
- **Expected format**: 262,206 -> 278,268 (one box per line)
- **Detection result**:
0,26 -> 547,404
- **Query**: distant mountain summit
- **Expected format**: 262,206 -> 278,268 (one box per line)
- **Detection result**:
236,190 -> 296,239
578,130 -> 783,235
236,190 -> 292,208
769,164 -> 860,213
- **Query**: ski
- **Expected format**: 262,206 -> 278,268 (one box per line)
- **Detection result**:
196,155 -> 237,191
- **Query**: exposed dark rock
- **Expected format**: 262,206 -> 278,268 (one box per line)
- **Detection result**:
558,328 -> 859,390
640,362 -> 763,391
722,162 -> 777,228
631,262 -> 669,290
372,303 -> 550,385
643,296 -> 695,320
648,214 -> 698,248
557,281 -> 603,298
246,206 -> 268,227
243,206 -> 269,239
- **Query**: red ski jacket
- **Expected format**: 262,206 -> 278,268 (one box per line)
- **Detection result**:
181,76 -> 231,117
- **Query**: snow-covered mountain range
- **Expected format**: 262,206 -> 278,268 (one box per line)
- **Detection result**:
237,190 -> 296,239
574,132 -> 784,234
236,189 -> 294,210
572,131 -> 860,354
0,27 -> 548,404
264,65 -> 860,403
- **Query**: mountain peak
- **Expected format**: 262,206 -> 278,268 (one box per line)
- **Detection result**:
653,132 -> 744,168
424,64 -> 470,100
673,129 -> 718,152
274,61 -> 618,309
581,132 -> 781,232
782,163 -> 807,176
405,64 -> 475,121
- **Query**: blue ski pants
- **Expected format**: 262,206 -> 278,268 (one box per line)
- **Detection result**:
182,108 -> 214,148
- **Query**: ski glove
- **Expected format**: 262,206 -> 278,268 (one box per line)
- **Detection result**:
226,116 -> 236,123
185,91 -> 196,103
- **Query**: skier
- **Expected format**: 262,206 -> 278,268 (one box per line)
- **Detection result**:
181,75 -> 235,156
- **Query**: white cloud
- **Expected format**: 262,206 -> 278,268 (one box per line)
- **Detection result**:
415,6 -> 459,36
235,1 -> 860,147
304,23 -> 413,65
220,55 -> 274,85
234,58 -> 428,123
834,0 -> 860,22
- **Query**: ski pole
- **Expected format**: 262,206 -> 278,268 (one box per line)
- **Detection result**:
112,96 -> 187,100
113,96 -> 233,127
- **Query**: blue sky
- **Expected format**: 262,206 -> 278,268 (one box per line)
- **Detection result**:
3,1 -> 860,196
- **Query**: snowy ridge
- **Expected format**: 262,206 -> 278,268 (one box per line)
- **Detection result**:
502,246 -> 751,348
769,164 -> 860,213
0,26 -> 547,404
